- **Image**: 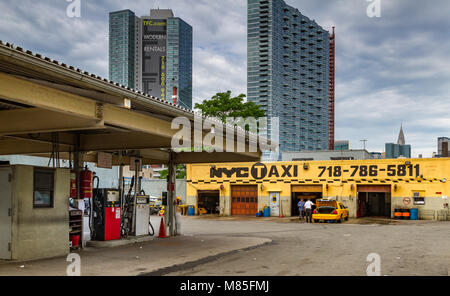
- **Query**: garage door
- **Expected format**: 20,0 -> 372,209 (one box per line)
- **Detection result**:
291,185 -> 323,193
231,185 -> 258,215
357,185 -> 391,193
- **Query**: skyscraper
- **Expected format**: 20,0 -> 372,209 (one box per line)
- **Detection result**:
247,0 -> 333,160
109,10 -> 138,88
109,9 -> 193,109
385,125 -> 411,158
166,17 -> 193,109
437,137 -> 449,157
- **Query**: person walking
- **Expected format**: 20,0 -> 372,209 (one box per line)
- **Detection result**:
304,199 -> 315,223
297,198 -> 306,220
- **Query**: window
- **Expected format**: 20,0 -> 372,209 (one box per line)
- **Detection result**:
33,168 -> 54,208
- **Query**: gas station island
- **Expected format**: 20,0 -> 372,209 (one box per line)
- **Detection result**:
0,41 -> 262,261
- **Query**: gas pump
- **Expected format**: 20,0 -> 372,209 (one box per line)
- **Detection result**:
135,193 -> 151,236
92,188 -> 121,241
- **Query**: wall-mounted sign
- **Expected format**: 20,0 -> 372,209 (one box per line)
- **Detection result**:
142,18 -> 167,99
402,197 -> 411,206
209,162 -> 423,179
413,197 -> 425,205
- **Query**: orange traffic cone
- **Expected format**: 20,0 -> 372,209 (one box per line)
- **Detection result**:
158,217 -> 169,238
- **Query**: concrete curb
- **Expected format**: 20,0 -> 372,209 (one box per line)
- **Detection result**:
86,235 -> 154,248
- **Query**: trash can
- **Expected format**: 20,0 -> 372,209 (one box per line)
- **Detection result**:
394,209 -> 402,219
410,208 -> 419,220
263,206 -> 270,217
402,209 -> 411,220
188,205 -> 195,216
70,235 -> 80,247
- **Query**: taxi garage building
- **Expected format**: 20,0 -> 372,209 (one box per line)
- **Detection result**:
186,158 -> 450,220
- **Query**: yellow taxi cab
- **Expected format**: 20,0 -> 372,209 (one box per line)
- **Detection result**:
312,199 -> 349,223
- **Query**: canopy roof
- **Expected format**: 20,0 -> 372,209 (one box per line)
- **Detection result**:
0,41 -> 266,165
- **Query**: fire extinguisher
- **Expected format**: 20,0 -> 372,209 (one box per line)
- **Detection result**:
70,170 -> 77,198
80,167 -> 93,199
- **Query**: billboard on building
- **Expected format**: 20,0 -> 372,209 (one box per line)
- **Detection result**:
142,19 -> 167,100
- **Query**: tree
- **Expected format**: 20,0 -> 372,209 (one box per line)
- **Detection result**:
158,164 -> 186,180
194,91 -> 265,123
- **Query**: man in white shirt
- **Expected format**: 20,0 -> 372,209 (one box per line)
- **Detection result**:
304,199 -> 315,223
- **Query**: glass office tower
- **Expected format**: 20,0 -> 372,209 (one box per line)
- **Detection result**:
109,10 -> 137,88
248,0 -> 331,159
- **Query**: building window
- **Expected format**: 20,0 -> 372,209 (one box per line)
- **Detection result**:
33,168 -> 54,208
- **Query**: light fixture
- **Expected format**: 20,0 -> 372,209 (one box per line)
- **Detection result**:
260,184 -> 264,191
220,185 -> 224,190
350,184 -> 354,191
123,98 -> 131,109
303,163 -> 309,170
394,184 -> 398,191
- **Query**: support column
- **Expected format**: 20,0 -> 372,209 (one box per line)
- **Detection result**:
131,156 -> 140,236
167,150 -> 177,236
74,135 -> 81,200
73,135 -> 85,248
118,163 -> 124,220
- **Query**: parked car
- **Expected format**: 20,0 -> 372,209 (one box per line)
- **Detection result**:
312,199 -> 349,223
149,196 -> 162,215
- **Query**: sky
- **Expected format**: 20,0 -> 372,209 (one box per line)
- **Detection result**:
0,0 -> 448,157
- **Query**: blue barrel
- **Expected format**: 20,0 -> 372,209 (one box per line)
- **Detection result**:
188,205 -> 195,216
263,207 -> 270,217
410,208 -> 419,220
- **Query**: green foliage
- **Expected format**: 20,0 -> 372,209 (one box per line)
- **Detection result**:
159,164 -> 186,180
194,91 -> 265,123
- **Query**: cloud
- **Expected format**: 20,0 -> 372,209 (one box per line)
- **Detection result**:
0,0 -> 448,157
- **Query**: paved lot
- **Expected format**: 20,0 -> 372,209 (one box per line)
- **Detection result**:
167,216 -> 450,276
0,215 -> 270,276
1,216 -> 449,276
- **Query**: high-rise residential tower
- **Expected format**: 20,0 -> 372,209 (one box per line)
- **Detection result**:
437,137 -> 449,157
109,10 -> 138,89
247,0 -> 333,159
166,17 -> 193,109
109,9 -> 193,109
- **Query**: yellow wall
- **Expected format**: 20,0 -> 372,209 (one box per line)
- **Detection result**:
187,158 -> 450,219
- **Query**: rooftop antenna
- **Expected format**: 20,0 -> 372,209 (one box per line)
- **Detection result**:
360,139 -> 367,150
360,139 -> 368,160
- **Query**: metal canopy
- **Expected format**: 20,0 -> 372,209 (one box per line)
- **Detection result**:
0,41 -> 264,164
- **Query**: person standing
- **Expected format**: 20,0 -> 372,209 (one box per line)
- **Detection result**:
297,198 -> 306,220
304,199 -> 315,223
